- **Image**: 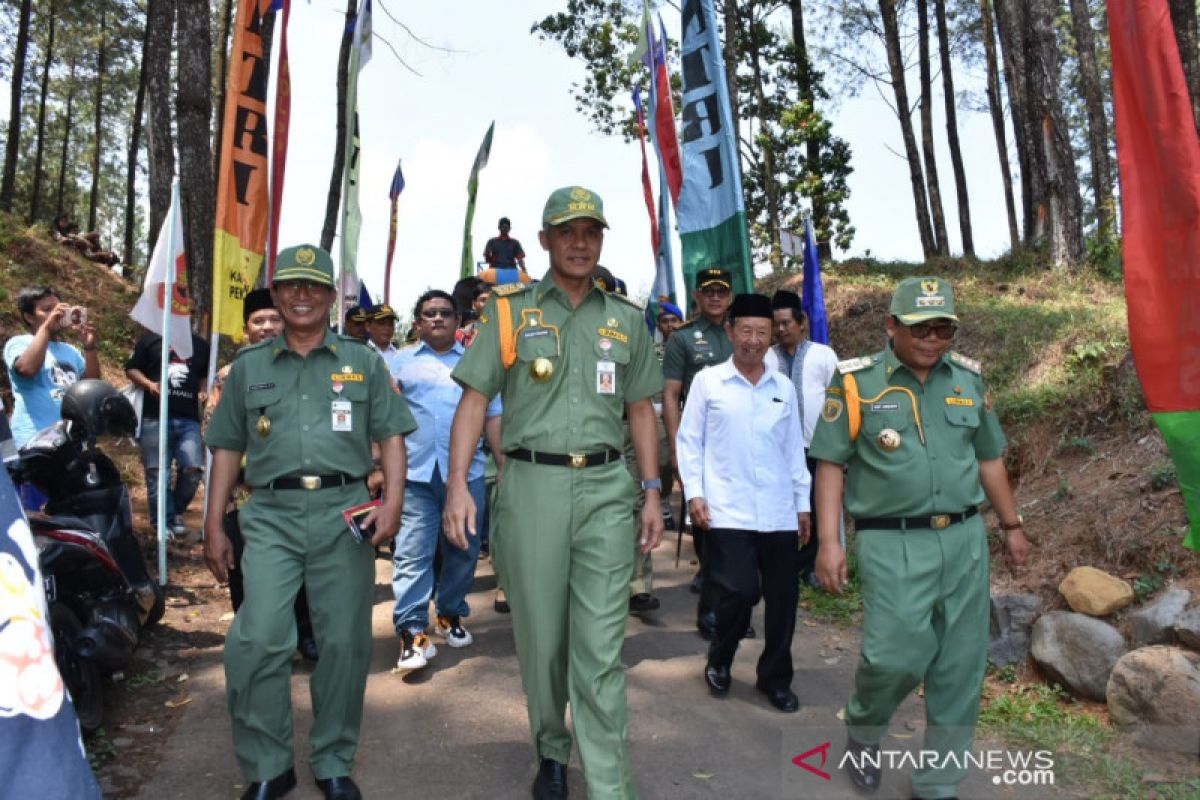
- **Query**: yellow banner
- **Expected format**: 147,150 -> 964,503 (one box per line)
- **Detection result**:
212,0 -> 274,338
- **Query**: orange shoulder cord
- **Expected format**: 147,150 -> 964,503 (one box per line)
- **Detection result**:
498,296 -> 517,369
844,373 -> 862,442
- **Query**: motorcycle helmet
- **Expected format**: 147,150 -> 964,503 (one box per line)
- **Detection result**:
60,380 -> 138,440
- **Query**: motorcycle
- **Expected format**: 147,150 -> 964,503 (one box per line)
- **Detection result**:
7,380 -> 165,733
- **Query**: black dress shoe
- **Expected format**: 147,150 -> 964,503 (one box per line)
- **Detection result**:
240,767 -> 296,800
704,663 -> 731,696
531,758 -> 568,799
629,593 -> 660,613
494,595 -> 511,613
844,734 -> 882,793
315,775 -> 361,800
696,610 -> 717,640
756,684 -> 799,712
297,634 -> 319,663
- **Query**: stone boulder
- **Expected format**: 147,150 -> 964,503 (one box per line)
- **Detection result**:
1175,605 -> 1200,651
1058,566 -> 1134,616
988,594 -> 1041,667
1030,611 -> 1125,701
1106,646 -> 1200,753
1130,588 -> 1191,648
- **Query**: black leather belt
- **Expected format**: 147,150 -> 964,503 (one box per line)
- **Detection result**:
855,507 -> 978,531
505,448 -> 622,469
262,473 -> 360,491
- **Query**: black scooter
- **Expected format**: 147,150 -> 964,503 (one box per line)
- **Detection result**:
8,380 -> 165,733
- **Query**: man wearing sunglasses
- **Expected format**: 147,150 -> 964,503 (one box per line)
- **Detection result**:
390,290 -> 502,673
809,276 -> 1030,800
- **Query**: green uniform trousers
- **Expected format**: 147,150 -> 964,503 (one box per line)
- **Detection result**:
494,458 -> 638,799
848,516 -> 989,800
224,483 -> 375,781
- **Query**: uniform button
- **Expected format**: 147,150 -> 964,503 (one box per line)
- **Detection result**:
302,425 -> 309,431
571,428 -> 579,434
571,398 -> 579,404
572,368 -> 579,375
304,459 -> 312,465
301,394 -> 308,400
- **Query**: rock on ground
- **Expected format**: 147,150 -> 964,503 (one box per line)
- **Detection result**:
1173,605 -> 1200,651
1130,587 -> 1191,648
1107,645 -> 1200,754
1030,610 -> 1125,701
1058,566 -> 1134,616
988,593 -> 1041,667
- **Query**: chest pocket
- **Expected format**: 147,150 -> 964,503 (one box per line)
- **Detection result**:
943,400 -> 980,429
244,384 -> 284,413
861,402 -> 913,435
516,328 -> 560,362
593,338 -> 631,366
328,380 -> 370,403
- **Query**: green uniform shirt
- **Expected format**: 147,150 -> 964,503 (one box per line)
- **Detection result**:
808,345 -> 1006,519
205,329 -> 416,485
452,272 -> 662,453
661,316 -> 732,395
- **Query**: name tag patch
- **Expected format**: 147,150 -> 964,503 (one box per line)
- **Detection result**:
871,402 -> 900,411
249,382 -> 276,392
945,397 -> 975,407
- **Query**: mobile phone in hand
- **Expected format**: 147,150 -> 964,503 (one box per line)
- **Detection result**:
342,499 -> 381,544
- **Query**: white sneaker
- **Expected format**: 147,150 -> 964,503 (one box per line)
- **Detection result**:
395,630 -> 437,671
436,615 -> 473,648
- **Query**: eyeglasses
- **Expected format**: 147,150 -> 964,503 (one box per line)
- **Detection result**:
907,322 -> 958,340
275,280 -> 325,294
699,285 -> 731,298
420,308 -> 457,319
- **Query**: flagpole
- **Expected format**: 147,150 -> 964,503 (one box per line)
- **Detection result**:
156,179 -> 180,586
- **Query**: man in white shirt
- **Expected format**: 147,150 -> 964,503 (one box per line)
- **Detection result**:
771,290 -> 838,584
675,293 -> 811,713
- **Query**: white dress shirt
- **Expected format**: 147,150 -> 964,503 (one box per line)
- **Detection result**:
771,341 -> 838,446
675,356 -> 811,531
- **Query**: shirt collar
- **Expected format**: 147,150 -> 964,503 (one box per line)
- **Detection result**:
270,328 -> 341,359
536,270 -> 605,307
881,341 -> 950,380
414,339 -> 463,357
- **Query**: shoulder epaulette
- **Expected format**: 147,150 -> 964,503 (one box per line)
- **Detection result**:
233,339 -> 271,360
492,282 -> 528,297
836,355 -> 876,375
336,333 -> 370,347
676,318 -> 698,330
949,351 -> 982,374
608,292 -> 644,311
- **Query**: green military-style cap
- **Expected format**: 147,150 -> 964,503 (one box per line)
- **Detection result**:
542,186 -> 609,228
273,244 -> 335,287
370,304 -> 398,321
890,276 -> 958,324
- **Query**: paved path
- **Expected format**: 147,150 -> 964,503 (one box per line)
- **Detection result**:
135,538 -> 1065,799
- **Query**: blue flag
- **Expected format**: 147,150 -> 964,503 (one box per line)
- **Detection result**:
802,218 -> 829,344
358,280 -> 373,312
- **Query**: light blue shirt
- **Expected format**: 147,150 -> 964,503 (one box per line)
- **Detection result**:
4,335 -> 86,448
394,340 -> 501,483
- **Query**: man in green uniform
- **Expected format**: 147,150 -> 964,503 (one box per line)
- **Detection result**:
662,267 -> 735,638
809,276 -> 1031,799
204,244 -> 416,800
444,186 -> 664,800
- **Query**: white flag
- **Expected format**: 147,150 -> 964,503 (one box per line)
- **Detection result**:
131,181 -> 192,360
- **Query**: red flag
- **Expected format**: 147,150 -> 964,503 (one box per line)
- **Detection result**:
267,0 -> 292,281
633,86 -> 660,257
651,15 -> 682,206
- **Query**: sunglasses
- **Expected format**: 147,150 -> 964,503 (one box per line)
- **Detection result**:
907,321 -> 958,340
420,308 -> 457,319
699,285 -> 731,298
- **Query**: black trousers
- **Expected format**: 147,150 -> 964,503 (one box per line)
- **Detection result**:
225,509 -> 313,638
797,455 -> 820,578
706,528 -> 800,691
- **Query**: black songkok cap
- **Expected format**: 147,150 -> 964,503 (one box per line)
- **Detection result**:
771,289 -> 802,311
243,288 -> 276,324
728,293 -> 774,321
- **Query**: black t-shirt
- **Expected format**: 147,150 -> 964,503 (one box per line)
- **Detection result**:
484,235 -> 525,268
124,333 -> 211,421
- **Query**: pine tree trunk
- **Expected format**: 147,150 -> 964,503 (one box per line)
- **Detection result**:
145,0 -> 176,250
980,0 -> 1020,251
30,1 -> 56,223
747,23 -> 782,270
993,0 -> 1038,246
917,0 -> 949,255
788,0 -> 830,260
124,13 -> 148,269
1025,0 -> 1085,267
1,0 -> 34,211
1069,0 -> 1114,239
211,0 -> 234,178
880,0 -> 937,258
176,0 -> 214,331
935,0 -> 973,257
321,0 -> 357,252
88,9 -> 107,234
55,59 -> 76,215
1168,0 -> 1200,134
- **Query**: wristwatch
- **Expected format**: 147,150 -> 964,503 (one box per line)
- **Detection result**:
640,478 -> 663,492
1000,515 -> 1024,531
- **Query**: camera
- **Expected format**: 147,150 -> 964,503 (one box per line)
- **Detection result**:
67,306 -> 88,328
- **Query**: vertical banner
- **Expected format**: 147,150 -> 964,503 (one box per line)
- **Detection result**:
1108,0 -> 1200,548
384,159 -> 404,304
677,0 -> 753,297
801,218 -> 829,344
632,87 -> 660,257
460,120 -> 495,279
212,0 -> 275,338
132,180 -> 192,359
339,0 -> 373,314
266,0 -> 291,281
651,14 -> 683,206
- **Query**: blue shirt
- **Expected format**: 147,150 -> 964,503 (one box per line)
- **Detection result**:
394,340 -> 501,482
4,335 -> 86,448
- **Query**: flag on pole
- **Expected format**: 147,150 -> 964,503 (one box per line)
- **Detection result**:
801,218 -> 829,345
212,0 -> 274,338
460,121 -> 495,279
1108,0 -> 1200,548
358,280 -> 374,312
630,5 -> 684,207
677,0 -> 753,297
132,180 -> 192,360
266,0 -> 292,281
339,0 -> 373,313
384,160 -> 404,304
632,86 -> 660,256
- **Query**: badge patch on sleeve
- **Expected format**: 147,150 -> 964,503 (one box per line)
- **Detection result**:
822,397 -> 844,422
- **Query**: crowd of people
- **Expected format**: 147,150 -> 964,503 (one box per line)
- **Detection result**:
3,186 -> 1031,800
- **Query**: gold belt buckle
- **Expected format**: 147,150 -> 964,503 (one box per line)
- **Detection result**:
300,475 -> 321,490
930,514 -> 951,530
568,453 -> 587,469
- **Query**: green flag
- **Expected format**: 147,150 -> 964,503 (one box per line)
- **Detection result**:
460,121 -> 495,279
